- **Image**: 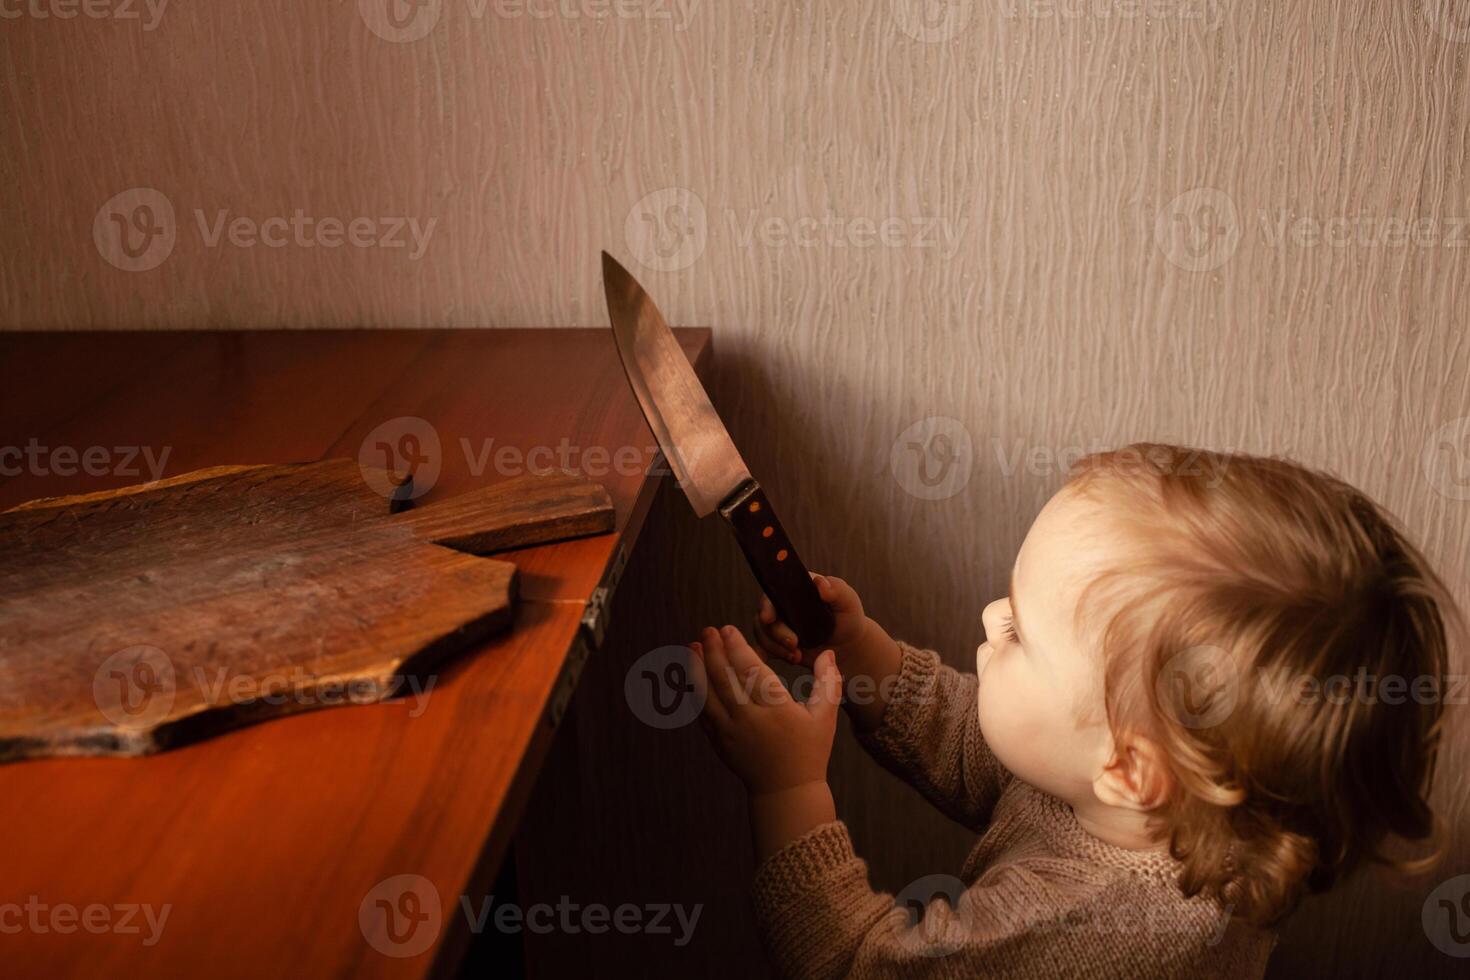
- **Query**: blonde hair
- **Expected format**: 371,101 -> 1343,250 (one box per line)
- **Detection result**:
1067,444 -> 1457,926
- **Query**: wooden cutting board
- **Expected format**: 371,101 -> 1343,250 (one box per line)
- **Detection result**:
0,459 -> 615,762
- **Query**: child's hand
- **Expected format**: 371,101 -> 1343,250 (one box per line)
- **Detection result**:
752,573 -> 868,669
689,625 -> 842,797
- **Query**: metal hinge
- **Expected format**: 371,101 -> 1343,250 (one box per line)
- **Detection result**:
580,542 -> 627,648
580,586 -> 612,649
547,543 -> 628,729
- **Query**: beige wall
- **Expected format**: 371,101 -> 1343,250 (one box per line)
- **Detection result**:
4,1 -> 1469,974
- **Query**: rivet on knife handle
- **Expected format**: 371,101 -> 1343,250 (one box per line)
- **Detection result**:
718,481 -> 835,648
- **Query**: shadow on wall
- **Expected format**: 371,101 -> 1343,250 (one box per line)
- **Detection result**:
705,338 -> 1470,980
707,338 -> 1004,895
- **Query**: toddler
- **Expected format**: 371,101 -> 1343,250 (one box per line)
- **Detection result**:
688,444 -> 1454,979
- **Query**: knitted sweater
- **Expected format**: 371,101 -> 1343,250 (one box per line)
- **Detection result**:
751,642 -> 1276,979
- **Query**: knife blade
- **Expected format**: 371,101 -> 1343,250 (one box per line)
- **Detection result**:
601,251 -> 835,648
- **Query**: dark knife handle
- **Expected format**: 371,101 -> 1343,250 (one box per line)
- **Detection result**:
718,481 -> 835,649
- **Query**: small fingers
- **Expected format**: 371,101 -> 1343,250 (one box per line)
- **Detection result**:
758,595 -> 776,624
687,641 -> 730,730
758,595 -> 799,649
752,615 -> 800,664
699,626 -> 742,713
755,594 -> 800,659
805,649 -> 843,726
772,620 -> 799,650
815,574 -> 860,615
721,625 -> 789,707
767,626 -> 802,660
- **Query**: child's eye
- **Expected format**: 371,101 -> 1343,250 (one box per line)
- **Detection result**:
999,616 -> 1019,643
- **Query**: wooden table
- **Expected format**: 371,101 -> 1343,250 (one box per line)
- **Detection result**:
0,328 -> 712,978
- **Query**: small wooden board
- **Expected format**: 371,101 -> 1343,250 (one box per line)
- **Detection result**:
0,459 -> 615,762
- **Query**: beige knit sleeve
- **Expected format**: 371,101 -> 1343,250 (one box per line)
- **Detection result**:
752,819 -> 1246,980
752,819 -> 1045,980
751,822 -> 893,980
853,640 -> 1011,831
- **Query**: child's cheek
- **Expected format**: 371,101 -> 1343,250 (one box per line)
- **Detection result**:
977,673 -> 1026,781
976,655 -> 1051,787
976,658 -> 1013,753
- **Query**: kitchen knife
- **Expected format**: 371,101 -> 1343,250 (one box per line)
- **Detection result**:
601,251 -> 835,648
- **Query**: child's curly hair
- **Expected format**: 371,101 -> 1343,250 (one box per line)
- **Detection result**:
1067,443 -> 1458,927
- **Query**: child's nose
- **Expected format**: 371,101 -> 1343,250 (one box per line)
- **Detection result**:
980,597 -> 1010,640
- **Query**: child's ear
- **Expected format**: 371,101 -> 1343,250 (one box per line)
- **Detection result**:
1092,733 -> 1172,812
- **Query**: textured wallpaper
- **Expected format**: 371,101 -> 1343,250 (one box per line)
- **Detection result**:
4,1 -> 1469,974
